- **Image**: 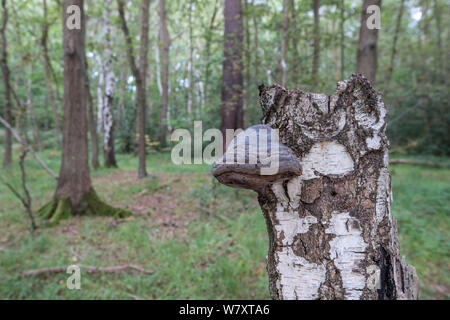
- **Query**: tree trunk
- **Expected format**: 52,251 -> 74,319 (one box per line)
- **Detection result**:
385,0 -> 405,86
220,0 -> 244,146
1,0 -> 12,167
117,0 -> 150,178
158,0 -> 170,147
251,0 -> 260,125
289,0 -> 299,87
85,57 -> 100,169
96,53 -> 104,134
340,0 -> 345,80
312,0 -> 320,86
38,0 -> 131,223
213,75 -> 419,300
26,66 -> 41,150
203,0 -> 218,109
356,0 -> 381,86
41,0 -> 62,142
103,0 -> 117,168
280,0 -> 289,87
187,0 -> 193,116
243,0 -> 251,129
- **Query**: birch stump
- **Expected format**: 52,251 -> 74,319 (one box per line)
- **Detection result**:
212,74 -> 418,300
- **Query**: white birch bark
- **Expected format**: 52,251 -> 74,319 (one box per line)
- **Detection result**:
96,53 -> 104,134
102,0 -> 116,167
213,75 -> 419,300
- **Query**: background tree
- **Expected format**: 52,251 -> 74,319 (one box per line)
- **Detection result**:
220,0 -> 243,146
357,0 -> 382,86
41,0 -> 62,142
0,0 -> 12,167
158,0 -> 170,147
38,0 -> 130,223
102,0 -> 117,168
312,0 -> 320,86
117,0 -> 151,178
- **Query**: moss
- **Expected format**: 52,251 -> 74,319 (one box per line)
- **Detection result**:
37,188 -> 132,225
83,189 -> 132,218
37,199 -> 57,220
49,198 -> 72,225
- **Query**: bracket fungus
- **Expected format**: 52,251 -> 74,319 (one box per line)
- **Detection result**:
211,74 -> 418,300
212,124 -> 302,193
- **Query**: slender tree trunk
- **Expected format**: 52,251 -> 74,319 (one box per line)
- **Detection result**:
280,0 -> 289,87
103,0 -> 117,168
85,57 -> 100,169
203,0 -> 218,108
356,0 -> 382,86
96,53 -> 104,134
41,0 -> 62,141
1,0 -> 12,167
137,0 -> 150,176
332,16 -> 339,82
251,0 -> 260,125
158,0 -> 170,147
289,0 -> 299,87
117,69 -> 126,131
220,0 -> 244,147
117,0 -> 150,178
312,0 -> 320,86
26,67 -> 40,150
147,64 -> 154,131
340,0 -> 345,80
385,0 -> 404,85
187,0 -> 193,116
213,75 -> 419,300
433,0 -> 443,81
243,0 -> 251,128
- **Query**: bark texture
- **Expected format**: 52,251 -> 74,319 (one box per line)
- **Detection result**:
85,57 -> 100,169
158,0 -> 170,147
213,74 -> 418,300
102,0 -> 117,168
312,0 -> 320,86
220,0 -> 244,143
356,0 -> 381,86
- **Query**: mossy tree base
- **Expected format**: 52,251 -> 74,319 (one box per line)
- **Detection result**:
38,188 -> 132,225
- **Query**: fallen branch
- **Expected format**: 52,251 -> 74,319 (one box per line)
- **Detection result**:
23,264 -> 154,277
390,159 -> 450,168
0,115 -> 57,179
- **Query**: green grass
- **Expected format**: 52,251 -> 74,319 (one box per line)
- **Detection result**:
0,144 -> 448,299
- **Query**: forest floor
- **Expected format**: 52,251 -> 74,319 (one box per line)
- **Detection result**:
0,148 -> 448,299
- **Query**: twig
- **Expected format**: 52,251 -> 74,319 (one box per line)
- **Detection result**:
0,115 -> 57,179
23,264 -> 154,277
0,148 -> 37,230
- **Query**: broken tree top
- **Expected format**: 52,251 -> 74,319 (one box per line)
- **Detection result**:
212,74 -> 418,300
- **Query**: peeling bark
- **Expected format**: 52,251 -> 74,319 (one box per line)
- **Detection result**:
213,74 -> 418,300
